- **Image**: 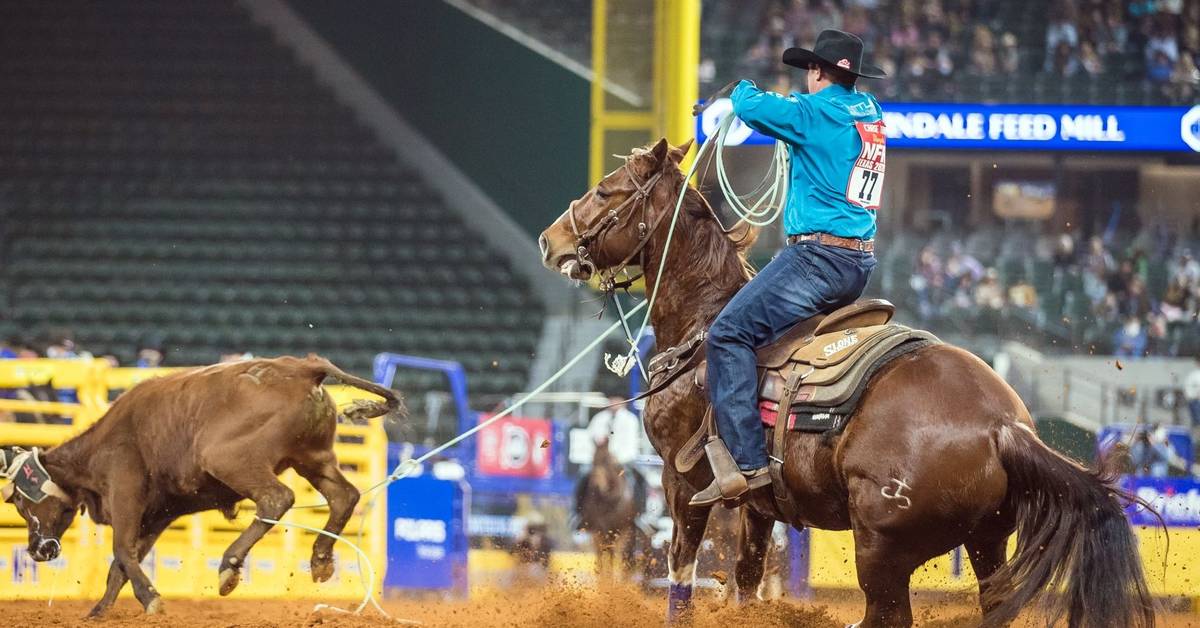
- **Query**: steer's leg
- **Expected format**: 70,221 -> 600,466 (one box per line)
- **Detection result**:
292,450 -> 360,583
105,483 -> 164,614
89,516 -> 172,618
204,461 -> 295,597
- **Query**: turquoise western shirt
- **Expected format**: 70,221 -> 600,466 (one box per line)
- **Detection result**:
730,80 -> 882,240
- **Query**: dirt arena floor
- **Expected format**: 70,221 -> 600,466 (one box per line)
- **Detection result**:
7,586 -> 1199,627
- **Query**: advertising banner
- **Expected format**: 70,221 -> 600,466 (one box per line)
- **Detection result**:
475,414 -> 553,479
385,474 -> 468,593
697,98 -> 1200,153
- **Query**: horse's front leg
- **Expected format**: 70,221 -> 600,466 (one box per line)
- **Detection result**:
734,506 -> 777,604
663,467 -> 711,623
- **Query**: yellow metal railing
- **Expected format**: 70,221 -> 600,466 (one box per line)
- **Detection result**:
0,359 -> 386,601
589,0 -> 700,185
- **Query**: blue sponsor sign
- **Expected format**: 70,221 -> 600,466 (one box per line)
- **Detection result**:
1098,424 -> 1193,472
385,465 -> 469,594
697,98 -> 1200,153
1123,476 -> 1200,528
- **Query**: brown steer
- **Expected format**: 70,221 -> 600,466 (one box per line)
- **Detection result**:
0,355 -> 403,617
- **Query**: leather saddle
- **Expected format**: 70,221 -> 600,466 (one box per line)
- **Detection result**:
678,299 -> 940,475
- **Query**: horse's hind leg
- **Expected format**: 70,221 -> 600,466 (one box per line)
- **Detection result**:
965,528 -> 1011,619
852,526 -> 919,628
734,507 -> 775,604
664,468 -> 712,623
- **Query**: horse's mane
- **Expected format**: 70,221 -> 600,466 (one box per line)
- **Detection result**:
642,178 -> 759,338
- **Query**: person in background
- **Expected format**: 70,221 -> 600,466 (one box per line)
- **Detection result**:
583,396 -> 646,515
1113,315 -> 1148,358
137,344 -> 165,368
1185,355 -> 1200,429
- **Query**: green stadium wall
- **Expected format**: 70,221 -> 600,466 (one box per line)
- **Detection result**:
287,0 -> 590,237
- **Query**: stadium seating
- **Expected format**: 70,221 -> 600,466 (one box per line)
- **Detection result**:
462,0 -> 1196,106
0,0 -> 542,402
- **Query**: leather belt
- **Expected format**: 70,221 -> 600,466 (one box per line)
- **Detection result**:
787,232 -> 874,253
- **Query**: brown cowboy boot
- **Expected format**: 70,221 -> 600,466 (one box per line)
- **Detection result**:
689,468 -> 771,506
688,437 -> 770,506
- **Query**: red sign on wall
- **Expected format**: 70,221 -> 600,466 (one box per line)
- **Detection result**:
475,414 -> 552,478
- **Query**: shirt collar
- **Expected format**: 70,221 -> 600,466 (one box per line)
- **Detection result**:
815,83 -> 856,99
788,83 -> 856,100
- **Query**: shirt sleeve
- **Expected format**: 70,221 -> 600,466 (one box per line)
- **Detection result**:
588,411 -> 611,443
730,79 -> 813,145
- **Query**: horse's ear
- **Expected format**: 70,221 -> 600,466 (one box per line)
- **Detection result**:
669,139 -> 694,164
649,137 -> 670,168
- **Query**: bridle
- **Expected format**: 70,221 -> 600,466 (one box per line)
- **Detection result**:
567,160 -> 671,295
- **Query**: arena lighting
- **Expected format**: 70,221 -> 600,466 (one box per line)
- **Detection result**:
699,99 -> 1200,153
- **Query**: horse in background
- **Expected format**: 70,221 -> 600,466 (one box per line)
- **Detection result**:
578,438 -> 638,582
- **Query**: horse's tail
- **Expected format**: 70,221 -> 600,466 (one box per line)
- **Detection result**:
983,422 -> 1155,628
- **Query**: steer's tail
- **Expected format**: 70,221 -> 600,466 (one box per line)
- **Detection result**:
309,355 -> 406,423
982,422 -> 1155,628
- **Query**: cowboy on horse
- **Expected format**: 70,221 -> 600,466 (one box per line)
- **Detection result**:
691,29 -> 888,506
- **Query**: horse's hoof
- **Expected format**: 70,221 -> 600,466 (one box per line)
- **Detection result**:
145,597 -> 164,615
310,553 -> 335,583
218,567 -> 240,596
85,606 -> 108,620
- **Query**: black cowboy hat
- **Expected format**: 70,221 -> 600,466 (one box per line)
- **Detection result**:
783,29 -> 886,79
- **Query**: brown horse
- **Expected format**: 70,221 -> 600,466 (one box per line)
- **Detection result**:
579,439 -> 637,582
538,139 -> 1154,628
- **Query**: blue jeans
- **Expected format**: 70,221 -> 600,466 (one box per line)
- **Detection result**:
706,241 -> 876,470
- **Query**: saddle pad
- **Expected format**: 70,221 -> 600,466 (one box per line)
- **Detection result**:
760,339 -> 937,433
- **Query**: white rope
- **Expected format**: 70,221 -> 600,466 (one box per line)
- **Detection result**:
258,111 -> 785,616
259,298 -> 649,616
713,113 -> 789,227
623,111 -> 788,358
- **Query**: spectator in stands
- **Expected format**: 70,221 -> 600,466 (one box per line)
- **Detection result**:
1148,49 -> 1175,82
1113,314 -> 1148,357
1185,356 -> 1200,428
1145,16 -> 1181,65
137,344 -> 165,368
1161,274 -> 1193,322
1170,249 -> 1200,284
1045,0 -> 1080,71
1171,49 -> 1200,102
1079,40 -> 1105,75
969,25 -> 998,75
974,268 -> 1006,310
999,31 -> 1021,74
42,329 -> 90,361
1050,41 -> 1081,76
1007,277 -> 1039,310
911,246 -> 944,322
1120,276 -> 1153,319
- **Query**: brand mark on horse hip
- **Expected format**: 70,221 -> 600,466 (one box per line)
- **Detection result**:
880,478 -> 912,509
